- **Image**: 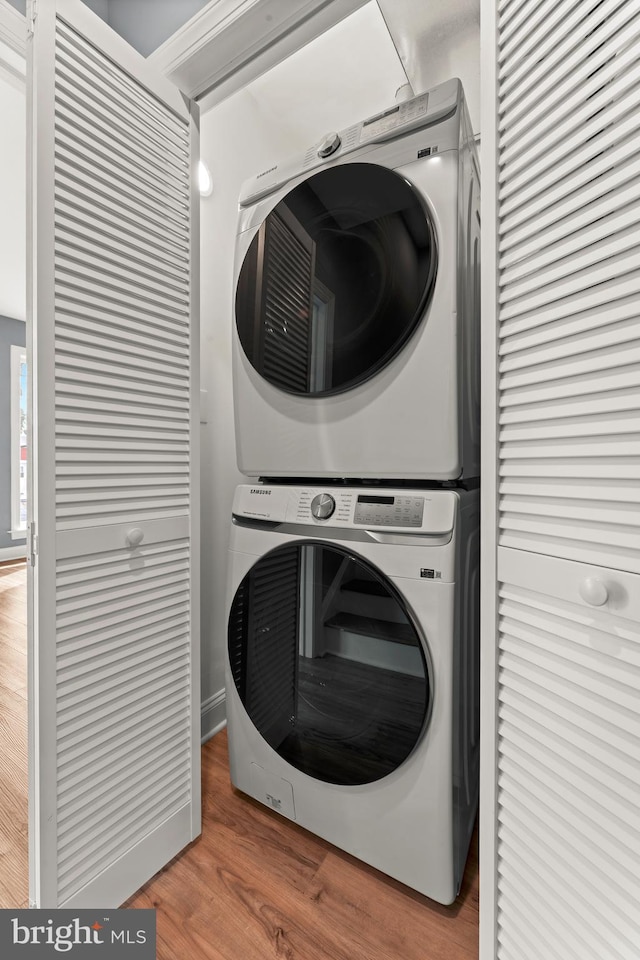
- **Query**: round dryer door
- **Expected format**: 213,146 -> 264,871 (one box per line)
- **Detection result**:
228,542 -> 431,786
235,163 -> 438,397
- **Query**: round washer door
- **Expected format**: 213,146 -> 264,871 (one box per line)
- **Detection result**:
228,542 -> 431,786
235,163 -> 438,397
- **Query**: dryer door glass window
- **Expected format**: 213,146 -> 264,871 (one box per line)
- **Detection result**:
235,163 -> 438,396
228,543 -> 430,786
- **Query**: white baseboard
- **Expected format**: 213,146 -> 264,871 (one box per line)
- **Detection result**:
0,545 -> 27,562
201,688 -> 226,743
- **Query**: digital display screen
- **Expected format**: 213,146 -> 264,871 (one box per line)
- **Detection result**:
357,495 -> 395,505
363,105 -> 400,127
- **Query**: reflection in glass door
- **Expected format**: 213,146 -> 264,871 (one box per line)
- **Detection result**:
229,543 -> 430,786
236,163 -> 438,397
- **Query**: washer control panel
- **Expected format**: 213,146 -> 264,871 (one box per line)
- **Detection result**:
353,494 -> 424,528
233,485 -> 456,537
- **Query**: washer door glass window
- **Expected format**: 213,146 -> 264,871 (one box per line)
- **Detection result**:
228,543 -> 430,786
236,163 -> 438,396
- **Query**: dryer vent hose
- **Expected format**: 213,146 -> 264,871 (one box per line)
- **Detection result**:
395,82 -> 414,103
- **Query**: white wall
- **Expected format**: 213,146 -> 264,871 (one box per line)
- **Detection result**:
0,53 -> 25,321
198,89 -> 282,738
197,1 -> 407,735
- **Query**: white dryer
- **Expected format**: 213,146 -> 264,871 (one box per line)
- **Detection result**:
225,483 -> 479,904
232,78 -> 480,482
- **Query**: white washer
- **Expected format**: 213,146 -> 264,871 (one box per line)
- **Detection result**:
232,78 -> 480,482
225,483 -> 479,904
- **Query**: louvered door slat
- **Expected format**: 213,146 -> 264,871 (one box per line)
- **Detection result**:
55,215 -> 190,283
500,62 -> 640,181
54,113 -> 189,204
495,0 -> 640,568
499,0 -> 625,106
499,687 -> 639,787
501,9 -> 640,145
501,317 -> 640,367
55,132 -> 189,219
500,171 -> 640,263
498,0 -> 579,72
56,241 -> 190,298
55,41 -> 189,158
54,191 -> 191,264
30,0 -> 199,909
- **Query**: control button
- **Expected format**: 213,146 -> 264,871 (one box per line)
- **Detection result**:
310,493 -> 336,521
317,132 -> 341,158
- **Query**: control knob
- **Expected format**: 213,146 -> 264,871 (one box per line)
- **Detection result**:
310,493 -> 336,521
317,132 -> 341,158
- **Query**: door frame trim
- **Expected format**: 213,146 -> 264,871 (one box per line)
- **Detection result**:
0,0 -> 26,57
148,0 -> 370,104
479,0 -> 499,958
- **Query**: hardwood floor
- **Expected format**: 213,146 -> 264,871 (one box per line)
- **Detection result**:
0,560 -> 479,957
0,559 -> 28,909
129,730 -> 479,960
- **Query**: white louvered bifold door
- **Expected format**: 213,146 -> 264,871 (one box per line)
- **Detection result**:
27,0 -> 200,907
481,1 -> 640,958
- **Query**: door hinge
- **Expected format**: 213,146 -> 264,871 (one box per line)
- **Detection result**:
27,0 -> 37,37
29,521 -> 38,567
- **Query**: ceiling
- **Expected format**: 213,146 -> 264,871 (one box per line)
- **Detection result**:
4,0 -> 210,56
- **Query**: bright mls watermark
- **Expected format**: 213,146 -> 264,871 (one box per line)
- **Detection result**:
0,910 -> 156,958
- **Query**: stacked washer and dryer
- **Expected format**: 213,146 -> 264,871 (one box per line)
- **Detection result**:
225,78 -> 480,904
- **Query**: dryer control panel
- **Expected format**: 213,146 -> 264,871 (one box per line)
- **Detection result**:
353,494 -> 424,528
232,484 -> 456,537
239,77 -> 461,207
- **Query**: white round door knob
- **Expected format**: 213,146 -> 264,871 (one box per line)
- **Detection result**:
126,527 -> 144,548
579,577 -> 608,606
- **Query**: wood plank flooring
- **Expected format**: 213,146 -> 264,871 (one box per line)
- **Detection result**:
0,560 -> 478,958
0,559 -> 28,909
128,730 -> 479,960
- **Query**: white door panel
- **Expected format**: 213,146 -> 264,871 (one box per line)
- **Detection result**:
28,0 -> 200,908
496,548 -> 640,960
482,1 -> 640,957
